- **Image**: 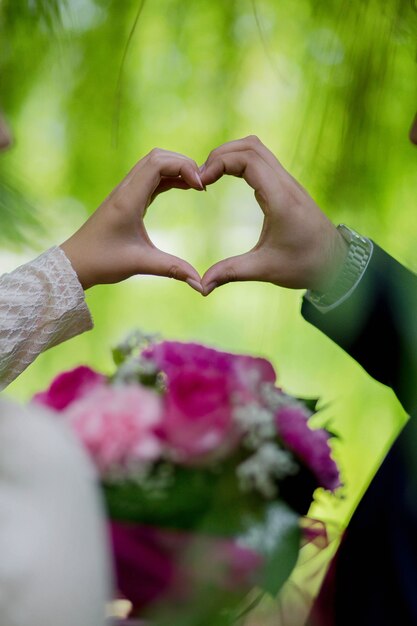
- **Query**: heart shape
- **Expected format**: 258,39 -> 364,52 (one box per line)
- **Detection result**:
157,136 -> 343,297
62,137 -> 341,296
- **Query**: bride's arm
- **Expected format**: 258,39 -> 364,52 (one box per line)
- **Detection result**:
0,246 -> 92,390
0,149 -> 204,390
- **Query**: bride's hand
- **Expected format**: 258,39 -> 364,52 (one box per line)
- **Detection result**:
60,149 -> 204,291
199,136 -> 347,296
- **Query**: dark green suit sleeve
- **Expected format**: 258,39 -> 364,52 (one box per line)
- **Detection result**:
305,245 -> 417,626
301,243 -> 417,416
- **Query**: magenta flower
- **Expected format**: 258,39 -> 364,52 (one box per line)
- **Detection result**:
161,367 -> 238,462
64,384 -> 163,474
32,365 -> 105,411
110,521 -> 263,615
144,341 -> 276,462
144,341 -> 276,394
275,405 -> 341,491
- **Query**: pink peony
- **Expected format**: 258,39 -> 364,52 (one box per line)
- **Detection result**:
64,384 -> 163,474
161,367 -> 237,462
143,341 -> 276,462
143,341 -> 275,463
32,365 -> 105,412
144,341 -> 276,398
275,406 -> 341,492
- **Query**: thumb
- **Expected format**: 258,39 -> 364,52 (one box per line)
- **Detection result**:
201,251 -> 262,296
146,248 -> 203,293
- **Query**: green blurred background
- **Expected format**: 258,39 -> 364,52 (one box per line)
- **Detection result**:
1,0 -> 416,614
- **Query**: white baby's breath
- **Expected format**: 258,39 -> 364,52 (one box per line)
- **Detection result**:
233,403 -> 276,448
115,329 -> 160,359
237,502 -> 299,554
104,460 -> 150,484
137,463 -> 175,498
105,460 -> 174,499
261,383 -> 312,417
113,356 -> 158,384
237,442 -> 299,499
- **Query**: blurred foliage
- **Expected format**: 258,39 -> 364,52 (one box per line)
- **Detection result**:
0,0 -> 66,27
0,171 -> 44,247
1,0 -> 416,614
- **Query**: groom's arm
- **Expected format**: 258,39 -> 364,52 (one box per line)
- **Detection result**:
302,243 -> 417,416
199,136 -> 417,626
198,137 -> 417,413
303,245 -> 417,626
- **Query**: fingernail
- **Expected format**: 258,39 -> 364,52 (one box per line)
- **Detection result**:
199,163 -> 206,173
203,281 -> 217,296
194,172 -> 204,191
186,278 -> 204,294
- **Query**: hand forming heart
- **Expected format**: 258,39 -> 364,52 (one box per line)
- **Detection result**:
61,137 -> 347,296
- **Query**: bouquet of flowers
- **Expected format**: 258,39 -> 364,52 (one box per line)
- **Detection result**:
33,330 -> 341,626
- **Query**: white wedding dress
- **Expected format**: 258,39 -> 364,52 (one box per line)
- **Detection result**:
0,247 -> 112,626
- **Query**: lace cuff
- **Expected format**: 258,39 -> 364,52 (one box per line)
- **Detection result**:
0,246 -> 93,390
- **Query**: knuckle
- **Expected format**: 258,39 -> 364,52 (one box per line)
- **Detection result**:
247,134 -> 262,147
109,191 -> 129,214
224,267 -> 238,283
148,148 -> 162,163
206,148 -> 218,163
168,264 -> 180,280
111,198 -> 127,214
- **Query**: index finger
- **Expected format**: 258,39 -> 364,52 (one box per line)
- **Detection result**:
200,149 -> 278,202
201,135 -> 284,173
113,151 -> 204,214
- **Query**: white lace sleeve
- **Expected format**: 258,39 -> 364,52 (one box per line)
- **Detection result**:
0,246 -> 93,390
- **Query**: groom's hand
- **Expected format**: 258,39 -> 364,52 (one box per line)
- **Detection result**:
199,136 -> 348,296
61,149 -> 204,292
